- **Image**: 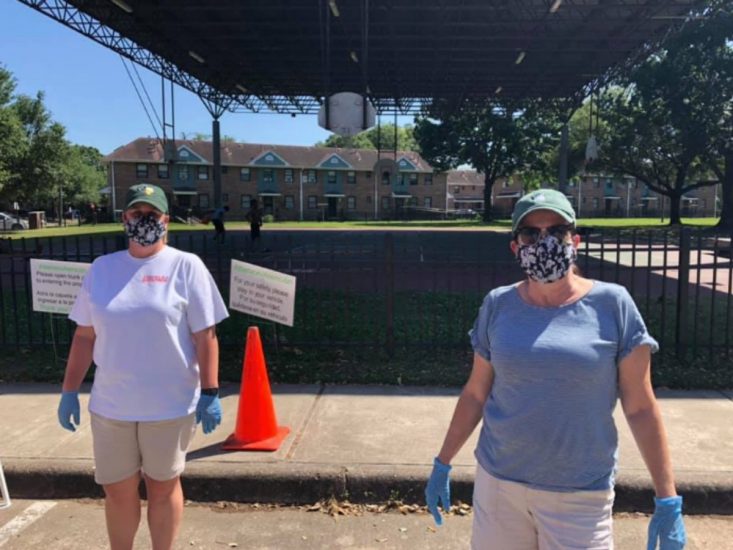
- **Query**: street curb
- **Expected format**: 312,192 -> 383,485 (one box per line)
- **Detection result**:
5,459 -> 732,514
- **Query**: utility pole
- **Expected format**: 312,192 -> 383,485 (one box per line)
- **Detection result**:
59,185 -> 64,228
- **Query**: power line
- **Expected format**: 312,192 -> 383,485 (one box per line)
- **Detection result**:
119,55 -> 160,141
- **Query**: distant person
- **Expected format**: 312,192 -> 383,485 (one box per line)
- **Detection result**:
211,205 -> 229,243
245,199 -> 263,251
89,203 -> 98,226
58,183 -> 229,550
425,189 -> 686,550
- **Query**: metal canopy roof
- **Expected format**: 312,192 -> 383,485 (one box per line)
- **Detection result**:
20,0 -> 701,114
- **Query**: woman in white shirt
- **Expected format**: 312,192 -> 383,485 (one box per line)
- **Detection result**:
57,183 -> 229,550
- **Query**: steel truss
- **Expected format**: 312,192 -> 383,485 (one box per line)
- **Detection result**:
18,0 -> 703,116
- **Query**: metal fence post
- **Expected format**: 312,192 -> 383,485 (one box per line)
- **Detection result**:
676,228 -> 690,359
384,233 -> 395,358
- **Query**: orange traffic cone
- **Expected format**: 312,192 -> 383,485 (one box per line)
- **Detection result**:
222,326 -> 290,452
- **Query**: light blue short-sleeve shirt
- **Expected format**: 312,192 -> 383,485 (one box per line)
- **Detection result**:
469,281 -> 658,492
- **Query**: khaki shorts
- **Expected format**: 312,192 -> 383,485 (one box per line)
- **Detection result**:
471,465 -> 615,550
90,412 -> 197,485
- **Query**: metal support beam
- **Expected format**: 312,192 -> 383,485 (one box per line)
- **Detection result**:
559,123 -> 569,187
212,118 -> 222,208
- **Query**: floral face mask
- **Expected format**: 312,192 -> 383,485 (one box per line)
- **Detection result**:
124,213 -> 167,247
517,233 -> 576,283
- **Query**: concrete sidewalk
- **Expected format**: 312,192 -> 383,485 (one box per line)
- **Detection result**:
1,384 -> 732,514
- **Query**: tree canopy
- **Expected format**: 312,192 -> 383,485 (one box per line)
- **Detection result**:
414,98 -> 567,220
0,66 -> 106,214
315,123 -> 419,152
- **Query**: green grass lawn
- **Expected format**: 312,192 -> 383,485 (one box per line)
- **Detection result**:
0,217 -> 721,239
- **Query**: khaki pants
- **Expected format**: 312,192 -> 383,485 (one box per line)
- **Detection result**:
471,465 -> 614,550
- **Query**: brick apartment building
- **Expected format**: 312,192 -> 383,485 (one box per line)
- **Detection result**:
445,171 -> 535,217
446,170 -> 720,219
103,138 -> 446,221
559,174 -> 720,218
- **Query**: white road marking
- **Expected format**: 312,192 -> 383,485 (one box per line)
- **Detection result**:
0,501 -> 57,547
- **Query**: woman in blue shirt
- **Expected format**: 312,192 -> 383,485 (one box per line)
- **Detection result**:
426,189 -> 685,549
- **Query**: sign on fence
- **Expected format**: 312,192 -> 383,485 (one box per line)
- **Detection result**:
30,259 -> 91,314
229,260 -> 296,327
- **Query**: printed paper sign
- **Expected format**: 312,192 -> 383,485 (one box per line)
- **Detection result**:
30,259 -> 91,314
229,260 -> 296,326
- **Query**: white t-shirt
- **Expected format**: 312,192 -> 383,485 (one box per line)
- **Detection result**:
69,246 -> 229,421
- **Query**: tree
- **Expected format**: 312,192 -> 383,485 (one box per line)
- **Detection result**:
414,99 -> 565,221
0,66 -> 105,213
179,132 -> 237,142
0,68 -> 26,195
315,123 -> 420,152
593,4 -> 733,225
4,91 -> 69,209
673,4 -> 733,228
60,145 -> 107,206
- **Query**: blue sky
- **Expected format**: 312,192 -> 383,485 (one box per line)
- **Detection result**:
0,2 -> 413,155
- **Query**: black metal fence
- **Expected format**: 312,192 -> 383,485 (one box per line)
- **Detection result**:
0,227 -> 731,371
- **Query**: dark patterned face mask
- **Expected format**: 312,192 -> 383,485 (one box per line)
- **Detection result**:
517,234 -> 576,283
124,213 -> 167,247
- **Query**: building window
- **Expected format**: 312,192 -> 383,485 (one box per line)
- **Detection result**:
284,169 -> 294,183
240,167 -> 251,182
284,195 -> 294,209
178,166 -> 189,181
136,164 -> 148,178
347,196 -> 356,210
381,196 -> 390,210
241,194 -> 252,209
306,170 -> 317,184
424,173 -> 433,185
307,195 -> 318,209
502,180 -> 510,188
198,193 -> 209,208
594,178 -> 601,188
347,171 -> 356,184
453,186 -> 461,194
382,171 -> 391,185
197,166 -> 209,180
263,169 -> 275,185
327,171 -> 337,185
409,173 -> 418,186
221,166 -> 228,174
222,193 -> 229,204
366,195 -> 372,204
424,197 -> 432,208
157,164 -> 169,179
593,198 -> 599,209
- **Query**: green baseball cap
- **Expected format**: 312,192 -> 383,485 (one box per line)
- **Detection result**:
511,189 -> 576,232
125,183 -> 169,213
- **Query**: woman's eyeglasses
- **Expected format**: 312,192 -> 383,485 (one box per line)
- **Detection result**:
514,224 -> 574,246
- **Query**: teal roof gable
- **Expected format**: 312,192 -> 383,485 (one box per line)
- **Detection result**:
176,146 -> 206,164
319,154 -> 352,169
397,157 -> 417,171
252,151 -> 288,166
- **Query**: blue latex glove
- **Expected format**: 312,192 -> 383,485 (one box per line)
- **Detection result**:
57,391 -> 80,432
425,457 -> 452,526
196,394 -> 222,434
647,496 -> 686,550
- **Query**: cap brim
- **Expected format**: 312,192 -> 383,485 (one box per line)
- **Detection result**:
514,206 -> 575,230
125,199 -> 166,212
